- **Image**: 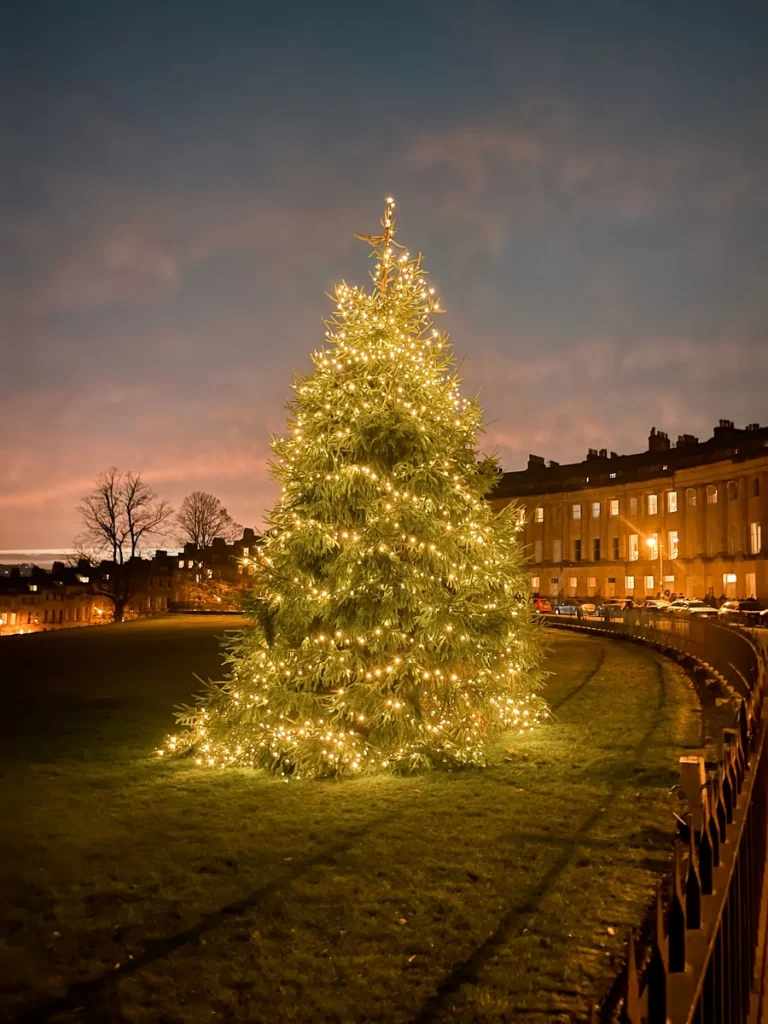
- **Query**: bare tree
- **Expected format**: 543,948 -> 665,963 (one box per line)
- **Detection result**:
76,468 -> 174,622
176,491 -> 242,549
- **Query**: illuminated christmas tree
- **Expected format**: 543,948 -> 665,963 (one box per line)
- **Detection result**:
167,199 -> 546,778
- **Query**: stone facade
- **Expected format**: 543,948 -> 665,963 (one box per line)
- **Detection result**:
490,420 -> 768,602
0,528 -> 261,635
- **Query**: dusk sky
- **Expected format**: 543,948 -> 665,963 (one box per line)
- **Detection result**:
2,0 -> 767,554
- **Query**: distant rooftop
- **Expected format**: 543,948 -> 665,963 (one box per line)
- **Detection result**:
492,420 -> 768,500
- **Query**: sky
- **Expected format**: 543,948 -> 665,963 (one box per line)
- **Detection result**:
1,0 -> 767,554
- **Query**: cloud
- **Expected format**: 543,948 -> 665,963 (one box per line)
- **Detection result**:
406,110 -> 768,226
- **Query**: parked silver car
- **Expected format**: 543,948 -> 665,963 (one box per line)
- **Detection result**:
676,599 -> 718,618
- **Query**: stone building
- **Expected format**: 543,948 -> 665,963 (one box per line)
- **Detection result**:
0,567 -> 104,636
0,528 -> 262,634
490,420 -> 768,602
170,527 -> 260,611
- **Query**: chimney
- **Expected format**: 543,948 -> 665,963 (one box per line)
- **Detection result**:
587,447 -> 599,460
527,454 -> 546,469
609,451 -> 618,459
746,422 -> 760,432
648,427 -> 671,452
676,433 -> 699,449
716,418 -> 735,431
598,448 -> 607,458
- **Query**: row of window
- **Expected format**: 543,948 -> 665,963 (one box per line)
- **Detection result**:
532,523 -> 762,563
531,572 -> 752,594
532,478 -> 762,524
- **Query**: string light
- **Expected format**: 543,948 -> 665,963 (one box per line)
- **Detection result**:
164,198 -> 547,779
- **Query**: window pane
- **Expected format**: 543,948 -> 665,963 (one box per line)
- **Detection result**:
535,506 -> 544,523
751,522 -> 762,555
572,504 -> 581,520
667,491 -> 678,513
648,494 -> 658,515
610,499 -> 619,516
592,501 -> 600,518
629,534 -> 639,561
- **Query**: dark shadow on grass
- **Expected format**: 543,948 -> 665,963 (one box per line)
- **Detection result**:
408,646 -> 669,1024
549,643 -> 605,713
9,810 -> 401,1024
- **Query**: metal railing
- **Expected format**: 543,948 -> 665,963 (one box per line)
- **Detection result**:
546,612 -> 768,1023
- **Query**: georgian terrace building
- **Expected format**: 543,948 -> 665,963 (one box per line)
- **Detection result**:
490,420 -> 768,603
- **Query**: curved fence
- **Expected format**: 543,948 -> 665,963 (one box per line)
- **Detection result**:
546,612 -> 768,1024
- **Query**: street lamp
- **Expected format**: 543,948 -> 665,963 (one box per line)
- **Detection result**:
647,535 -> 663,595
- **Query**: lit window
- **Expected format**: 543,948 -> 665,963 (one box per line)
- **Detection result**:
751,522 -> 762,555
609,472 -> 617,479
592,502 -> 600,519
178,559 -> 184,568
667,491 -> 678,513
572,504 -> 581,520
625,575 -> 635,591
648,494 -> 658,515
644,575 -> 655,591
686,488 -> 697,507
724,573 -> 737,585
531,576 -> 540,591
610,499 -> 619,516
552,539 -> 562,562
568,576 -> 578,590
587,576 -> 597,589
707,485 -> 718,505
593,538 -> 601,561
517,508 -> 526,525
629,534 -> 639,561
535,506 -> 544,523
727,480 -> 738,501
629,497 -> 638,516
668,530 -> 679,559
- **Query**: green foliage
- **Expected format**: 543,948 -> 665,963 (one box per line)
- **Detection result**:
171,210 -> 547,777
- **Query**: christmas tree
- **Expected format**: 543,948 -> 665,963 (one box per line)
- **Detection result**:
166,199 -> 547,778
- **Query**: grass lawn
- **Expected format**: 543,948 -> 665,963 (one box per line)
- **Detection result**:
0,616 -> 705,1023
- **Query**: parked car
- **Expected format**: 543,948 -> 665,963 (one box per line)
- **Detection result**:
640,598 -> 671,612
595,598 -> 634,615
667,599 -> 690,614
531,597 -> 553,614
554,599 -> 596,616
717,599 -> 766,625
676,599 -> 719,618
